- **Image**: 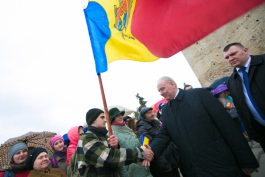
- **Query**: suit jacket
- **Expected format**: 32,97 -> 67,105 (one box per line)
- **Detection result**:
150,88 -> 258,177
227,54 -> 265,150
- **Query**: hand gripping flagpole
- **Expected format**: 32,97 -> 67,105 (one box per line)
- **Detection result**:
97,74 -> 113,136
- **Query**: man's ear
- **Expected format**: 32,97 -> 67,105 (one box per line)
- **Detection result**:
243,47 -> 248,53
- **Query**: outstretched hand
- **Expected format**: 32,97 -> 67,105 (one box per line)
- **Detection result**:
141,145 -> 154,161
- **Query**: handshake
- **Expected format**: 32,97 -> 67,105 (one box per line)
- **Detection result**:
108,134 -> 154,166
141,145 -> 154,166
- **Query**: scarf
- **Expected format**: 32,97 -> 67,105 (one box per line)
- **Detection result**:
54,147 -> 66,159
4,171 -> 14,177
4,163 -> 27,177
87,125 -> 108,137
111,121 -> 126,126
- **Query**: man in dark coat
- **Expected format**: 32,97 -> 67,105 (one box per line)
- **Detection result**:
149,76 -> 258,177
223,42 -> 265,151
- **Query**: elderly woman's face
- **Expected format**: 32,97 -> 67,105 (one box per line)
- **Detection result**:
13,149 -> 28,165
33,152 -> 50,170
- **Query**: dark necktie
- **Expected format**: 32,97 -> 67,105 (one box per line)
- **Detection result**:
239,67 -> 265,126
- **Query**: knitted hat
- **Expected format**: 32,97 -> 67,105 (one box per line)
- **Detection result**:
140,107 -> 153,119
212,84 -> 228,95
49,135 -> 64,148
109,107 -> 125,122
86,108 -> 104,125
26,147 -> 47,170
9,142 -> 28,160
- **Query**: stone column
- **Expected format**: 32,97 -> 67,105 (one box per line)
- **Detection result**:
182,4 -> 265,87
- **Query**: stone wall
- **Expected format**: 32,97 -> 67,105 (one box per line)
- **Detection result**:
182,4 -> 265,87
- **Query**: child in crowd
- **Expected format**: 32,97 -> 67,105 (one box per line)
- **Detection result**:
0,142 -> 30,177
49,135 -> 67,173
212,84 -> 248,139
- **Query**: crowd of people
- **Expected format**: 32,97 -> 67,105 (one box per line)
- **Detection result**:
0,42 -> 264,177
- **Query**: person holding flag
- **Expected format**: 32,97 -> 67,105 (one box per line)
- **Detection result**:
71,108 -> 154,177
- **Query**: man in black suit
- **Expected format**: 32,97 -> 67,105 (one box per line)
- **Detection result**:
223,42 -> 265,151
148,76 -> 258,177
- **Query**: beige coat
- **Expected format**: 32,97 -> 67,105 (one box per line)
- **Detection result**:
28,167 -> 66,177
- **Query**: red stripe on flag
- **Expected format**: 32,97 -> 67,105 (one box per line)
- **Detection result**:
131,0 -> 265,58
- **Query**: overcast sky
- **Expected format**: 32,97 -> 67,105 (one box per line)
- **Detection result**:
0,0 -> 201,144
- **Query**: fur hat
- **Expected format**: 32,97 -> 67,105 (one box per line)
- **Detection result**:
26,147 -> 47,170
140,107 -> 153,119
86,108 -> 104,125
9,142 -> 28,160
212,84 -> 228,95
109,107 -> 125,122
49,135 -> 64,148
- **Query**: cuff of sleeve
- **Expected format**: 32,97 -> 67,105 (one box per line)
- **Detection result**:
137,147 -> 144,160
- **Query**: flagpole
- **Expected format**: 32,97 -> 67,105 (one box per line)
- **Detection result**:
97,74 -> 113,136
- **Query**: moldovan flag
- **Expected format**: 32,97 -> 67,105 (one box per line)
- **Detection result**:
140,134 -> 150,149
83,0 -> 265,74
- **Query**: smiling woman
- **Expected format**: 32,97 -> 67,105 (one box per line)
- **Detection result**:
26,147 -> 66,177
0,142 -> 30,177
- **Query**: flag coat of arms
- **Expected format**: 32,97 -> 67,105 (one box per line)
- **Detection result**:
83,0 -> 158,74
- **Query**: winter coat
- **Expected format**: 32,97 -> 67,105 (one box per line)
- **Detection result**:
0,162 -> 30,177
111,125 -> 151,177
136,119 -> 160,141
27,167 -> 66,177
73,126 -> 143,177
136,118 -> 180,177
0,170 -> 30,177
66,126 -> 81,166
49,147 -> 67,173
227,54 -> 265,151
151,88 -> 259,177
